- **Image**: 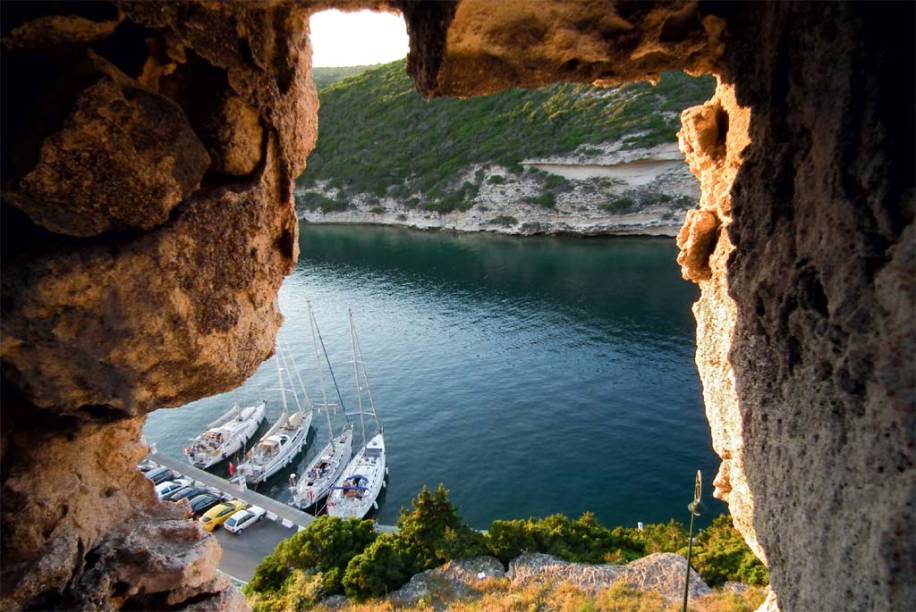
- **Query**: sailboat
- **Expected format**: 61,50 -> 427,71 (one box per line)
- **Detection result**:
184,400 -> 266,469
327,308 -> 387,520
234,345 -> 312,484
290,303 -> 354,510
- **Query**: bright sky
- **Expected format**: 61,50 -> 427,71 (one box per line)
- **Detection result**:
310,9 -> 409,68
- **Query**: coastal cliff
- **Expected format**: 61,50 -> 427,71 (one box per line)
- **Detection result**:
297,142 -> 698,236
295,61 -> 712,236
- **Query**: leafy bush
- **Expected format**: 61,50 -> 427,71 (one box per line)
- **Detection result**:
369,207 -> 386,214
342,485 -> 486,599
525,192 -> 557,209
342,534 -> 413,598
485,513 -> 644,565
602,197 -> 637,211
246,515 -> 377,597
245,487 -> 768,606
487,174 -> 506,185
488,216 -> 519,226
690,516 -> 769,587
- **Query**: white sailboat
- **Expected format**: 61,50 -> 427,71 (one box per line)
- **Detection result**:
327,308 -> 387,520
184,401 -> 266,469
235,346 -> 312,484
290,303 -> 354,510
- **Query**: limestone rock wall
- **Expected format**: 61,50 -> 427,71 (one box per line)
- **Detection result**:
1,1 -> 913,611
1,1 -> 315,607
415,2 -> 914,610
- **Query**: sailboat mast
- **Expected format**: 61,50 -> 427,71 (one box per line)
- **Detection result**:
279,337 -> 311,414
308,302 -> 344,435
348,307 -> 367,449
351,315 -> 381,431
278,347 -> 304,414
274,346 -> 289,417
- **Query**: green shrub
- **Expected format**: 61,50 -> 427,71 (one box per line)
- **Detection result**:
342,485 -> 485,600
369,206 -> 386,214
247,516 -> 377,597
396,485 -> 488,569
485,513 -> 643,565
525,192 -> 557,209
342,534 -> 413,599
487,174 -> 506,185
244,486 -> 768,607
690,516 -> 769,587
602,197 -> 637,212
488,216 -> 518,226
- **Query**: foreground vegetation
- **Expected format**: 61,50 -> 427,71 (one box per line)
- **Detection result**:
314,581 -> 768,612
298,60 -> 714,213
245,486 -> 767,610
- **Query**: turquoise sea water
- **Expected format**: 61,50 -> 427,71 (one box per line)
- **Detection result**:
144,224 -> 725,529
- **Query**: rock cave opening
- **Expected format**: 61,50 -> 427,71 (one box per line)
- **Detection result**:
1,2 -> 912,611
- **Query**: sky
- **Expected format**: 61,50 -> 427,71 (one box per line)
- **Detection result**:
310,9 -> 409,68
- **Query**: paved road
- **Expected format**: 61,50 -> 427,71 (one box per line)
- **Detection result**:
216,519 -> 297,583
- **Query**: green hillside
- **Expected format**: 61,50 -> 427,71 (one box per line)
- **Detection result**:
298,60 -> 714,213
312,64 -> 380,90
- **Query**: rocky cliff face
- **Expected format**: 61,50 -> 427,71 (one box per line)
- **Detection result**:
1,2 -> 912,611
1,1 -> 314,607
297,142 -> 699,236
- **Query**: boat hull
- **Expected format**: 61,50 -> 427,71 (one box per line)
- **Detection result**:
243,422 -> 310,484
291,428 -> 354,509
327,433 -> 386,520
185,401 -> 266,469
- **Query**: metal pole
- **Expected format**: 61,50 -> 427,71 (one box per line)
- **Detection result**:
682,470 -> 704,612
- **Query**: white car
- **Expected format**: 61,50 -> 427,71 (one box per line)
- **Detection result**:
223,506 -> 266,534
155,480 -> 185,500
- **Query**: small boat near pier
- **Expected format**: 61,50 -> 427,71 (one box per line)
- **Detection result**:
235,346 -> 313,484
327,308 -> 387,519
184,401 -> 266,469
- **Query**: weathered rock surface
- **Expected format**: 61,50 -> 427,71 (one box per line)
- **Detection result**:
298,144 -> 699,237
1,2 -> 913,612
1,0 -> 314,608
507,552 -> 711,601
10,75 -> 210,236
389,556 -> 506,609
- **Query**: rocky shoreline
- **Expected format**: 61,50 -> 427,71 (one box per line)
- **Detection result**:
296,142 -> 697,238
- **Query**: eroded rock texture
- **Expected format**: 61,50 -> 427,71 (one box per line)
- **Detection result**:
1,0 -> 314,607
2,1 -> 913,611
416,2 -> 914,611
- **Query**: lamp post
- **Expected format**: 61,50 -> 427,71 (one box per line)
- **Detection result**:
682,470 -> 704,612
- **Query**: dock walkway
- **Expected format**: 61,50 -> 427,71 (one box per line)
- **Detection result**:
152,452 -> 316,531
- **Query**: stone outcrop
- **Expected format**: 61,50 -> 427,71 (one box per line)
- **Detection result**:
389,556 -> 506,609
1,0 -> 313,607
507,552 -> 711,601
1,1 -> 913,611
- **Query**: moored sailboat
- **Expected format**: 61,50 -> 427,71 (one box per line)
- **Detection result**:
290,303 -> 354,510
184,401 -> 266,469
235,346 -> 312,484
327,308 -> 387,519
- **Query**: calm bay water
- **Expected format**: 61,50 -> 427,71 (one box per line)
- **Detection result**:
144,224 -> 724,528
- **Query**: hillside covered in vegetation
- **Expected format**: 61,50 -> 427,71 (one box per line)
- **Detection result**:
296,60 -> 713,234
245,486 -> 767,610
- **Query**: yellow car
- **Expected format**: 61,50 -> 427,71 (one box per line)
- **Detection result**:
198,500 -> 247,532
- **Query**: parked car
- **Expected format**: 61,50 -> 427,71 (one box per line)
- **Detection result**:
164,486 -> 207,502
145,467 -> 176,485
188,493 -> 221,517
154,481 -> 185,500
223,506 -> 266,534
199,500 -> 247,532
137,459 -> 158,473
